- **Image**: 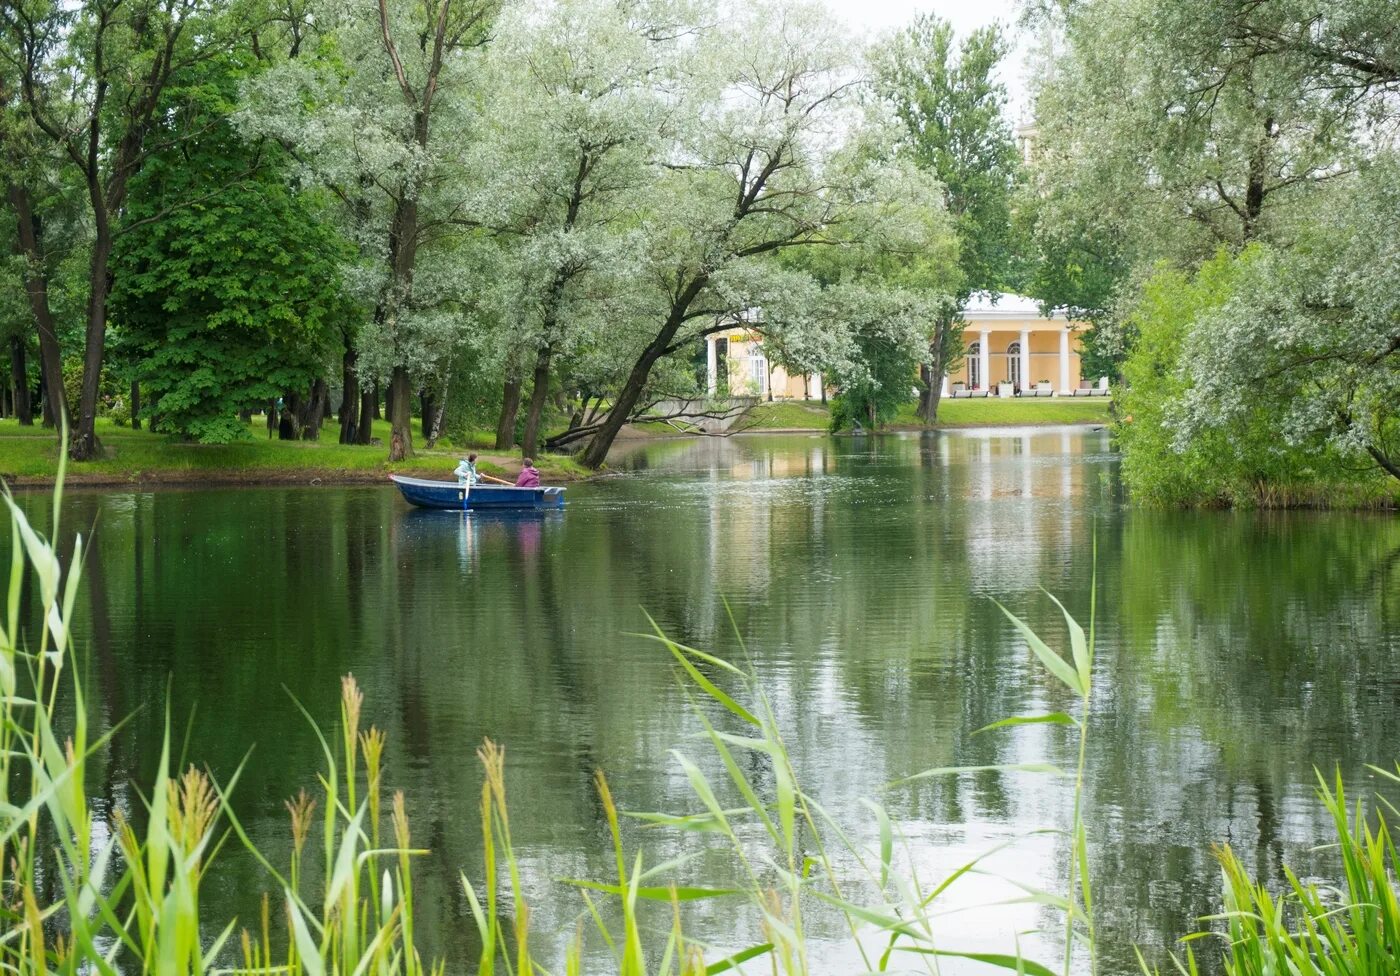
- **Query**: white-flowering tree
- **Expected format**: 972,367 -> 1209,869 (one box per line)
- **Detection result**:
1174,162 -> 1400,487
573,0 -> 958,468
477,0 -> 679,452
241,0 -> 499,459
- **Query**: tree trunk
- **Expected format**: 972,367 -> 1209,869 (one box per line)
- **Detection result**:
301,378 -> 328,440
71,222 -> 113,460
130,380 -> 141,430
925,341 -> 946,424
372,382 -> 382,420
917,363 -> 933,422
387,366 -> 413,461
9,337 -> 33,426
356,386 -> 375,444
580,342 -> 665,469
495,375 -> 522,449
279,392 -> 301,440
424,401 -> 445,448
339,347 -> 360,444
566,395 -> 589,433
425,370 -> 451,449
521,345 -> 552,455
1242,115 -> 1275,241
579,286 -> 704,469
7,182 -> 70,434
38,371 -> 55,427
419,390 -> 435,440
919,316 -> 953,424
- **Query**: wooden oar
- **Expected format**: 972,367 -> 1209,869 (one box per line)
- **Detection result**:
478,472 -> 516,486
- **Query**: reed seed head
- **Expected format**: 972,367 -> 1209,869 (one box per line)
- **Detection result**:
286,788 -> 317,856
168,765 -> 219,859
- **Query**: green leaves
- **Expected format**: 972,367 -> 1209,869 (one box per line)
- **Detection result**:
994,596 -> 1092,698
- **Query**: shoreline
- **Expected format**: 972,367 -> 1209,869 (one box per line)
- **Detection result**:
0,413 -> 1113,490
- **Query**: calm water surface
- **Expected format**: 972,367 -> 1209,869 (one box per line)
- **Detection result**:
22,428 -> 1400,974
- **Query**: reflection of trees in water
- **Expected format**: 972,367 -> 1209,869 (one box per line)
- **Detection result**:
8,438 -> 1399,972
1086,511 -> 1400,972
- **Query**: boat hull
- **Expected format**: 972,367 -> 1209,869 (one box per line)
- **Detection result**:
390,474 -> 566,511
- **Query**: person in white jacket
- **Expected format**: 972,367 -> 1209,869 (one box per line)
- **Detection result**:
454,454 -> 479,485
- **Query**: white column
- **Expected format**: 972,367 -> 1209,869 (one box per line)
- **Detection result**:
706,336 -> 718,395
940,375 -> 949,397
1058,329 -> 1070,394
979,329 -> 990,391
1020,329 -> 1031,391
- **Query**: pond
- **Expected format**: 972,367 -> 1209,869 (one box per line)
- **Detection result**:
21,428 -> 1400,974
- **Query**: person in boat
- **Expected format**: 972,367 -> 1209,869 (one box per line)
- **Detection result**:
454,453 -> 479,486
515,458 -> 541,488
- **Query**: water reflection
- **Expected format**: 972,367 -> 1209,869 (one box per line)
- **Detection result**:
13,427 -> 1400,974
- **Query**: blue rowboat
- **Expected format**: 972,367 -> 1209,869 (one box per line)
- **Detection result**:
390,474 -> 566,511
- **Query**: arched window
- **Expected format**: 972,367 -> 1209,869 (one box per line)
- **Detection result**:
1007,341 -> 1022,387
968,342 -> 981,388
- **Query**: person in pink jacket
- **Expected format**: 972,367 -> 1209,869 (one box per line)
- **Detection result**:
515,458 -> 541,488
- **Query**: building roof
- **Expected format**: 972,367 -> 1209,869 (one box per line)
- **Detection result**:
960,292 -> 1068,322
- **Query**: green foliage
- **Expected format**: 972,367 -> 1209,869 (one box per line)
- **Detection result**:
1118,251 -> 1299,505
1027,0 -> 1400,502
440,346 -> 505,445
111,56 -> 351,444
871,14 -> 1020,301
1169,162 -> 1400,491
1118,239 -> 1398,506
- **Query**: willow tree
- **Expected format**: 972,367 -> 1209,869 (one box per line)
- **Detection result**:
1172,163 -> 1400,492
1032,0 -> 1399,504
479,0 -> 676,453
576,0 -> 890,469
1029,0 -> 1363,286
242,0 -> 499,460
0,78 -> 68,428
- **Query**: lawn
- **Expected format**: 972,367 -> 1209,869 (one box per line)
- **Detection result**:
743,401 -> 832,429
0,417 -> 589,486
740,396 -> 1113,431
895,396 -> 1114,427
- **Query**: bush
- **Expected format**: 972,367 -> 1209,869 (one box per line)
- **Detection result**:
1115,251 -> 1387,507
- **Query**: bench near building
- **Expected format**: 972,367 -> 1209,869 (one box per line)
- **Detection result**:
703,293 -> 1108,400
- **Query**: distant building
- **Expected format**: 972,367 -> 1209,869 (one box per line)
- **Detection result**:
703,292 -> 1099,400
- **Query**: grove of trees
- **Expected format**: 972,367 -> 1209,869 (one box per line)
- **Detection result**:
1,0 -> 1031,467
1024,0 -> 1400,504
6,0 -> 1391,504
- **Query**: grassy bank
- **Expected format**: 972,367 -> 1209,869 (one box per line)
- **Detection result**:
0,417 -> 589,487
742,396 -> 1113,431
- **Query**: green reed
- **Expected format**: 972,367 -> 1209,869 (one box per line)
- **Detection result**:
1141,767 -> 1400,976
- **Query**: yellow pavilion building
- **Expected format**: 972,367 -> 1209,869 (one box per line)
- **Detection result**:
703,293 -> 1104,400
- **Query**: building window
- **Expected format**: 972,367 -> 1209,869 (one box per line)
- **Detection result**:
968,342 -> 981,388
749,354 -> 768,395
1007,341 -> 1021,387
